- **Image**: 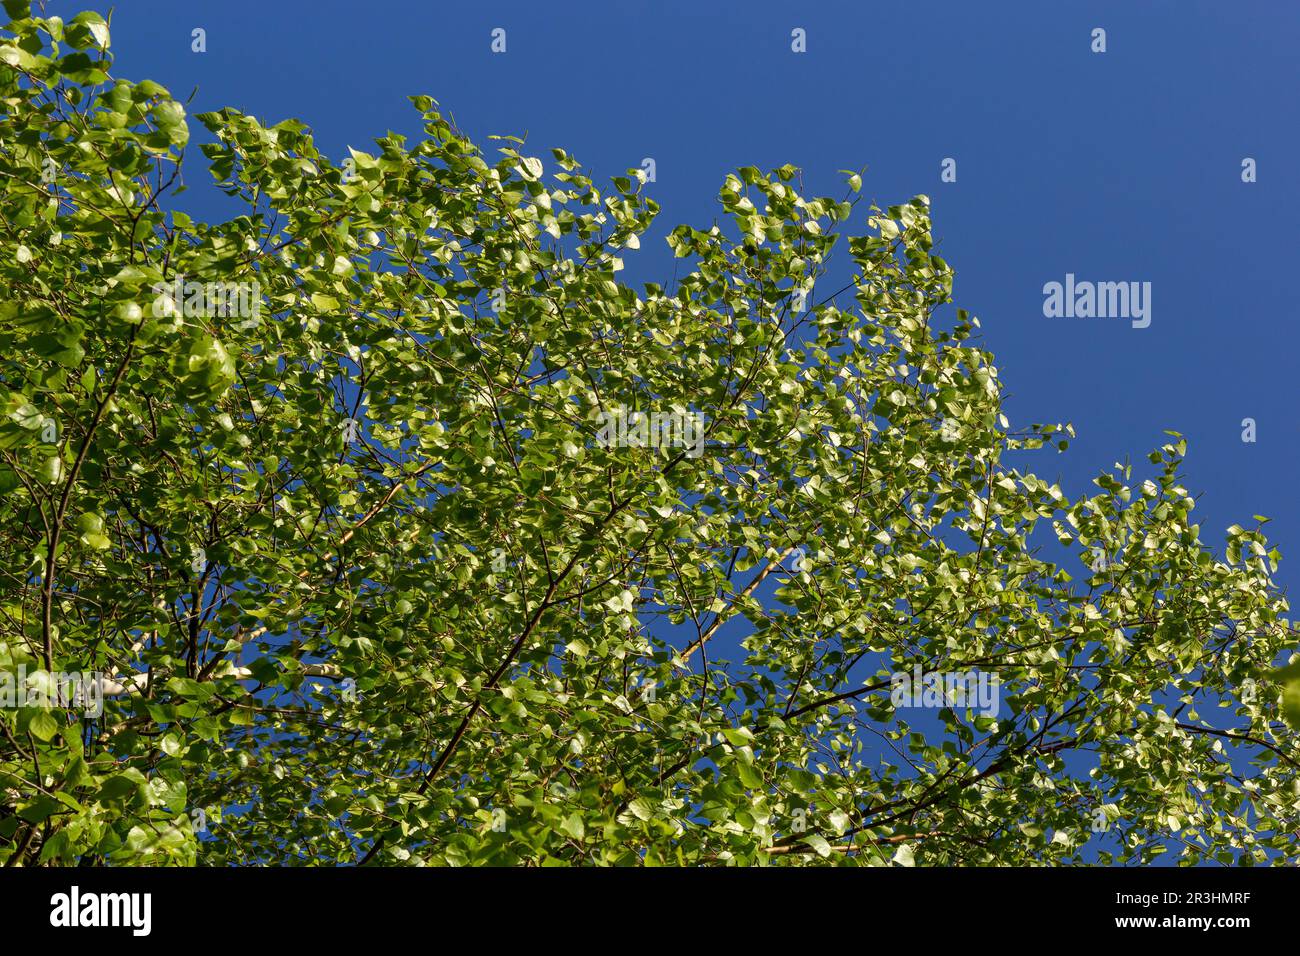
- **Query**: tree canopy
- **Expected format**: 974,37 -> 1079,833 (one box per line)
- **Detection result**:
1,5 -> 1297,866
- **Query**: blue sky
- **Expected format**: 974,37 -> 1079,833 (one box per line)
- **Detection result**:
42,0 -> 1300,860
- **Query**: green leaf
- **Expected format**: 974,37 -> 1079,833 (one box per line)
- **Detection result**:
804,834 -> 832,858
151,100 -> 188,147
1280,679 -> 1300,731
28,709 -> 58,741
67,10 -> 109,48
892,843 -> 916,866
737,761 -> 763,788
